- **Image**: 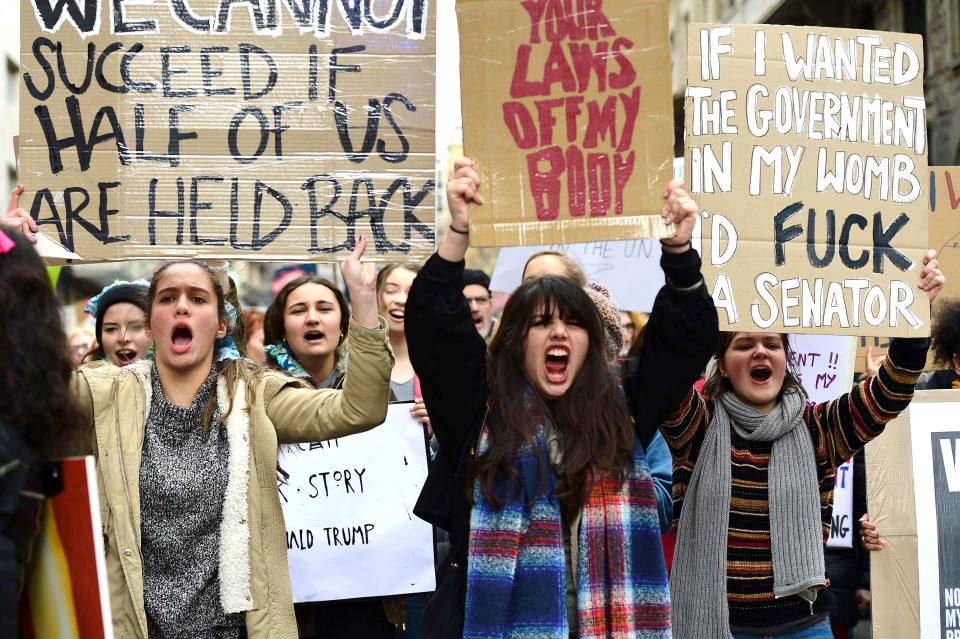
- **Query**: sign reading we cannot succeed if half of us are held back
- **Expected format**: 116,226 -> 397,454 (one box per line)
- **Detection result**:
20,0 -> 435,261
457,0 -> 675,247
686,24 -> 929,337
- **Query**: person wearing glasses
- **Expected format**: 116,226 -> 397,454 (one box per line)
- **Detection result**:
463,269 -> 496,342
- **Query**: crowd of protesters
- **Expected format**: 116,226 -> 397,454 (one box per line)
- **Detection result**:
0,147 -> 950,639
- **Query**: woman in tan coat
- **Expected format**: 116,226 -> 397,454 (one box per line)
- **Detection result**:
71,237 -> 393,639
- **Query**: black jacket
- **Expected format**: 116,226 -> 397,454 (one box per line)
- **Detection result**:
406,248 -> 719,639
824,451 -> 869,627
0,420 -> 60,638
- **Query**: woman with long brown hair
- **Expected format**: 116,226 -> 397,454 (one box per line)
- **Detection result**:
405,158 -> 718,638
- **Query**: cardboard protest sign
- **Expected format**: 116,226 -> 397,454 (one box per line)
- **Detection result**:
19,0 -> 435,262
930,166 -> 960,300
491,239 -> 664,311
686,24 -> 929,337
278,403 -> 435,602
827,457 -> 855,549
19,457 -> 113,638
865,390 -> 960,638
456,0 -> 674,247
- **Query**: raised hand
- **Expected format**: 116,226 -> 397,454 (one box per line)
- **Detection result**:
1,185 -> 38,243
439,157 -> 482,263
864,344 -> 884,378
919,249 -> 945,302
661,179 -> 698,254
859,513 -> 884,551
339,235 -> 380,328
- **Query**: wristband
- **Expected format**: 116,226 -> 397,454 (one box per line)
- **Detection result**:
449,224 -> 469,235
660,239 -> 691,249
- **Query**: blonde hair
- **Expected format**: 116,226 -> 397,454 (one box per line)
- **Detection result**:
522,250 -> 587,286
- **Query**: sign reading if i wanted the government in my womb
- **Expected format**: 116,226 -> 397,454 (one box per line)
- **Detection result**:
279,403 -> 435,602
20,0 -> 435,262
686,24 -> 929,337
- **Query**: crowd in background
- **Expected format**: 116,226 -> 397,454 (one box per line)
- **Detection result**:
0,157 -> 953,639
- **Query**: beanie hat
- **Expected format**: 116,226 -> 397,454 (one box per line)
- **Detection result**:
583,282 -> 623,361
88,282 -> 149,347
463,268 -> 491,291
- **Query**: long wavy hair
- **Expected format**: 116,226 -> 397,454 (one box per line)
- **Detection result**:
263,275 -> 350,384
475,275 -> 633,513
146,260 -> 263,429
0,231 -> 87,455
701,332 -> 804,401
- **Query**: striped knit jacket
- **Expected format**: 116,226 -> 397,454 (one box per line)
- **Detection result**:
661,336 -> 929,632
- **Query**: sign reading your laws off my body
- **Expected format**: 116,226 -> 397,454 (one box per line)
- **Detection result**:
686,24 -> 930,337
457,0 -> 675,247
20,0 -> 435,261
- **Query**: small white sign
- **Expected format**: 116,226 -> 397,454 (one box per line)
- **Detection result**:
826,458 -> 854,549
279,402 -> 436,602
491,240 -> 665,312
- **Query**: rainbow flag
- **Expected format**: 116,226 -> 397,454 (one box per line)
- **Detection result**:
18,456 -> 113,638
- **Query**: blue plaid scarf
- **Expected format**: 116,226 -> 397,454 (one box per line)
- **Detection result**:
464,388 -> 671,638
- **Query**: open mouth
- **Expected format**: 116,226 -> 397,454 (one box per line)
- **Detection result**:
389,310 -> 404,322
304,330 -> 325,343
472,313 -> 483,327
544,346 -> 570,383
171,324 -> 193,354
115,349 -> 137,366
750,366 -> 772,382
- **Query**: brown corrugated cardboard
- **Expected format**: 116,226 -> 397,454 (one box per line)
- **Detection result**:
457,0 -> 674,247
20,0 -> 436,262
687,24 -> 929,337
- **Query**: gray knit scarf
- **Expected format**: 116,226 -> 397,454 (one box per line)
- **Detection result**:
670,388 -> 826,638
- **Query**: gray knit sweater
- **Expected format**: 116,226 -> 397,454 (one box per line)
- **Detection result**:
140,367 -> 243,639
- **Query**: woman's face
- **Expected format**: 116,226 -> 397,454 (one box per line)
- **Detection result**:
246,325 -> 265,365
522,307 -> 589,399
522,255 -> 569,282
68,333 -> 93,369
378,268 -> 416,335
718,332 -> 787,414
619,311 -> 635,348
147,264 -> 226,374
101,302 -> 150,366
282,282 -> 343,363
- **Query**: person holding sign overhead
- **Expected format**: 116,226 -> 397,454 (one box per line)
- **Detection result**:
662,252 -> 944,639
405,158 -> 718,638
60,238 -> 392,639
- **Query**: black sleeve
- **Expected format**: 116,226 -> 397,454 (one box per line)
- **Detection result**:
406,253 -> 488,476
622,248 -> 719,449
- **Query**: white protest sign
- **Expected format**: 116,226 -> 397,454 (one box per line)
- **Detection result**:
490,240 -> 665,312
279,402 -> 435,602
787,333 -> 857,548
827,458 -> 854,549
787,334 -> 857,403
909,400 -> 960,638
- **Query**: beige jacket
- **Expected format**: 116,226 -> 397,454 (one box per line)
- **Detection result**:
71,318 -> 393,638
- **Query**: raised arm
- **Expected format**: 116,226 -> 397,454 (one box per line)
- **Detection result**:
407,158 -> 488,460
811,249 -> 944,465
622,179 -> 719,448
267,237 -> 393,441
267,317 -> 393,442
